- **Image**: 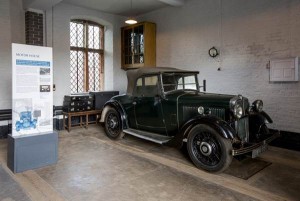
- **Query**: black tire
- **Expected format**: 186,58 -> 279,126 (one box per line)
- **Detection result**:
187,124 -> 232,173
104,108 -> 124,140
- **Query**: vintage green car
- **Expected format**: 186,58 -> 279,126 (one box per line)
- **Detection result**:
100,67 -> 279,172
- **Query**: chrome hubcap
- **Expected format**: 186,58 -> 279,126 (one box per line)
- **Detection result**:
109,118 -> 117,128
199,142 -> 212,156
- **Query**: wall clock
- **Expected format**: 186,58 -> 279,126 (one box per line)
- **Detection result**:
208,47 -> 219,58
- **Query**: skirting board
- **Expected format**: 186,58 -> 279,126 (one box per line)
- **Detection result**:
7,131 -> 58,173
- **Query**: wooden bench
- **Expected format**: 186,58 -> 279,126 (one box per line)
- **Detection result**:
63,110 -> 102,132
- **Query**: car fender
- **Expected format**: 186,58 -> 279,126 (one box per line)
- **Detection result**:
170,115 -> 236,148
249,111 -> 273,124
184,115 -> 235,141
100,100 -> 128,129
248,110 -> 273,135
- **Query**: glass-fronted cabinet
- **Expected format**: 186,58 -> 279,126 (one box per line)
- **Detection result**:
121,22 -> 156,69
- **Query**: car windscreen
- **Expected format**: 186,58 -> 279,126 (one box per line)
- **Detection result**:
162,73 -> 198,93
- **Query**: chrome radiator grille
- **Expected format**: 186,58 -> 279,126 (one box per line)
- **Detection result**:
209,108 -> 226,120
236,117 -> 249,142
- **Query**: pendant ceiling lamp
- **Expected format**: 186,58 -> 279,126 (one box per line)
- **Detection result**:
125,0 -> 137,25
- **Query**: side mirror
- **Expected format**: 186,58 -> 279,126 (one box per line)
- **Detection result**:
199,80 -> 206,92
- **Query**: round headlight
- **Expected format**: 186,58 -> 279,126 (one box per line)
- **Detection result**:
234,104 -> 243,119
198,106 -> 205,115
253,100 -> 263,112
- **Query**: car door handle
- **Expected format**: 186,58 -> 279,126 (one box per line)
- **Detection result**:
154,95 -> 161,102
133,101 -> 136,105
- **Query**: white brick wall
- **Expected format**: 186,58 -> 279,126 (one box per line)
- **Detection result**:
137,0 -> 300,133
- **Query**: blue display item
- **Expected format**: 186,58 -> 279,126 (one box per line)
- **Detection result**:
15,111 -> 37,131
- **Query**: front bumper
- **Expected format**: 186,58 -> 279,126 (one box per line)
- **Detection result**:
232,130 -> 280,156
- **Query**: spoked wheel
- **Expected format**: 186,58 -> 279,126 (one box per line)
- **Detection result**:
187,124 -> 232,173
104,108 -> 124,140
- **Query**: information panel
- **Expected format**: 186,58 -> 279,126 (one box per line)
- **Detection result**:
12,43 -> 53,137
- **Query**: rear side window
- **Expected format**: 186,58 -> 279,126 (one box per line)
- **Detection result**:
134,75 -> 159,97
135,78 -> 143,96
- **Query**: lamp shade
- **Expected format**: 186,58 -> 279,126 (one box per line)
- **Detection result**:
125,18 -> 137,25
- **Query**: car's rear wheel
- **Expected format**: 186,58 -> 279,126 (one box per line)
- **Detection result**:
187,124 -> 232,173
104,108 -> 124,140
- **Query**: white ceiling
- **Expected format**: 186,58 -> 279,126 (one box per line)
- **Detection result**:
23,0 -> 185,16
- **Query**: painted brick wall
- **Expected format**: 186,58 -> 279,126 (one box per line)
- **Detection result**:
25,11 -> 43,46
137,0 -> 300,133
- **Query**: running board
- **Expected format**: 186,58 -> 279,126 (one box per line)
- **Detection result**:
123,128 -> 173,144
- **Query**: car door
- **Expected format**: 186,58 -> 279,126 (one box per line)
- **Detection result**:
133,75 -> 167,134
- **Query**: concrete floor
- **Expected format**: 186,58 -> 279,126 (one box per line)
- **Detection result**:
0,125 -> 300,201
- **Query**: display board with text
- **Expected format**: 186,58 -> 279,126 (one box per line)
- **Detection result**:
12,43 -> 53,136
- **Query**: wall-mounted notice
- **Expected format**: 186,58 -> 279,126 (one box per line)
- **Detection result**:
12,43 -> 53,137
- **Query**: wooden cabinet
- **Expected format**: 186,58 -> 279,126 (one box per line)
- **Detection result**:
121,22 -> 156,69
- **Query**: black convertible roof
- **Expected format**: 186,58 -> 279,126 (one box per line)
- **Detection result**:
126,67 -> 199,95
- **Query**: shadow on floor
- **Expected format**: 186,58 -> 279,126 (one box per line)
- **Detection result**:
0,165 -> 31,201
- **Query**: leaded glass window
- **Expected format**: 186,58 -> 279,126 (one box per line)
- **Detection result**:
70,20 -> 104,93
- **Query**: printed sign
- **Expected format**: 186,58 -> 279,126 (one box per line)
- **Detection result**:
12,43 -> 53,136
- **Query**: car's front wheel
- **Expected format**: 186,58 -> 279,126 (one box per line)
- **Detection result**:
104,108 -> 124,140
187,124 -> 232,173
